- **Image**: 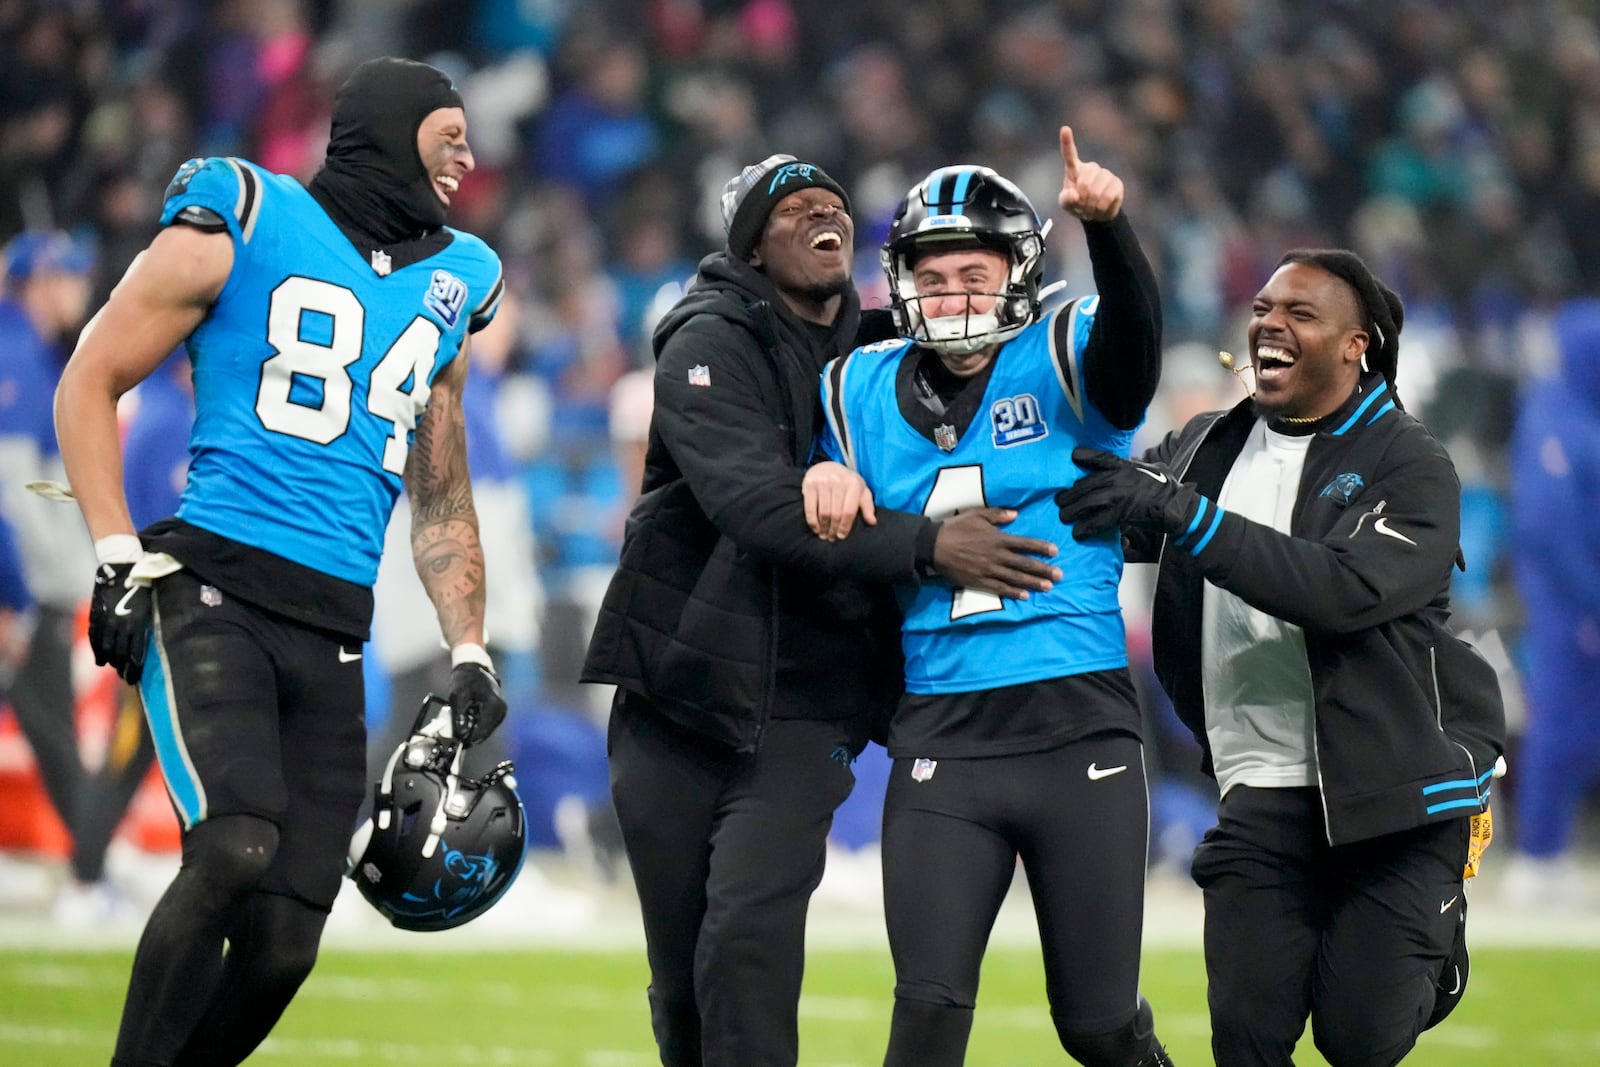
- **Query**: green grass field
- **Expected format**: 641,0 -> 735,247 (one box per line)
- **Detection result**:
4,944 -> 1599,1065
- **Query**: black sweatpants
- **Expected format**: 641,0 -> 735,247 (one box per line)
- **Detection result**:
608,691 -> 857,1067
882,733 -> 1151,1065
1192,786 -> 1470,1067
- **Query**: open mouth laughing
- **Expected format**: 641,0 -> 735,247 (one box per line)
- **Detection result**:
809,228 -> 844,254
1254,344 -> 1295,383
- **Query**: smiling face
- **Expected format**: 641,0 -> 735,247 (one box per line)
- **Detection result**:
416,107 -> 474,208
909,246 -> 1010,376
750,186 -> 853,324
1247,261 -> 1369,421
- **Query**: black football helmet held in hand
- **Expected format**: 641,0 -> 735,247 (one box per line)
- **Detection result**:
347,696 -> 526,931
882,165 -> 1047,355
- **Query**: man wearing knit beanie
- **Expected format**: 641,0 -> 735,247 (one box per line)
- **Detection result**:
584,151 -> 1062,1065
721,153 -> 852,262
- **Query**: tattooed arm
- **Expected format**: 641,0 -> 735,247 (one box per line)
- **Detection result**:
404,338 -> 487,651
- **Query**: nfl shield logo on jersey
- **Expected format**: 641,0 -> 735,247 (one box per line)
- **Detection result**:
688,364 -> 712,387
370,249 -> 392,276
911,757 -> 937,782
933,424 -> 958,452
200,585 -> 222,607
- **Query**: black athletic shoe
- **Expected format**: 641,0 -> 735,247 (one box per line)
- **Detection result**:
1138,1038 -> 1176,1066
1134,994 -> 1177,1065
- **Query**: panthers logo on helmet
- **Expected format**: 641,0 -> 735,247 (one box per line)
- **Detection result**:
347,697 -> 526,932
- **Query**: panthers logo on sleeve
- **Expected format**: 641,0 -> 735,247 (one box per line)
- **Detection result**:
160,157 -> 264,243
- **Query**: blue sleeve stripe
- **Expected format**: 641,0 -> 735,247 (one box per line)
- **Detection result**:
1477,766 -> 1495,786
1425,797 -> 1484,815
1422,778 -> 1481,795
1176,499 -> 1208,544
1366,399 -> 1395,425
1187,507 -> 1224,554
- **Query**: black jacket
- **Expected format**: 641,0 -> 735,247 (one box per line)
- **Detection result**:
1132,374 -> 1506,845
581,253 -> 929,752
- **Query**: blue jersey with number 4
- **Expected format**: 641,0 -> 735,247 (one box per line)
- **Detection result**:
159,157 -> 502,587
820,300 -> 1134,693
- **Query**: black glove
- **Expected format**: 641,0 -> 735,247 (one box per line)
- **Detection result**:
88,562 -> 152,683
448,661 -> 506,747
1055,447 -> 1203,541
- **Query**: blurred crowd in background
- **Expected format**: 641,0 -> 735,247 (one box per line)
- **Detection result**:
3,0 -> 1600,920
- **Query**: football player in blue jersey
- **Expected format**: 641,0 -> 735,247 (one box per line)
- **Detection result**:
809,129 -> 1174,1066
53,58 -> 509,1066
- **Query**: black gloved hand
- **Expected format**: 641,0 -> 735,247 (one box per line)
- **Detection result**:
447,660 -> 506,747
89,562 -> 152,683
1055,447 -> 1203,541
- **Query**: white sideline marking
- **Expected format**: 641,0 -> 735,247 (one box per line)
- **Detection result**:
7,963 -> 119,988
0,1021 -> 647,1064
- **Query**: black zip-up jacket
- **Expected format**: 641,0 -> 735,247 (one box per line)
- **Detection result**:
581,253 -> 930,753
1130,374 -> 1506,845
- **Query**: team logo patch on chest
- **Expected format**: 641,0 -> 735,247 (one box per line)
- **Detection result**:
425,269 -> 468,327
991,393 -> 1048,448
1318,471 -> 1364,504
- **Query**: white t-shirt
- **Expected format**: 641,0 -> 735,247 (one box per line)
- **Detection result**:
1201,421 -> 1318,796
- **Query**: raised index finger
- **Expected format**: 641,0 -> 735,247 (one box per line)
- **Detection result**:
1060,125 -> 1080,184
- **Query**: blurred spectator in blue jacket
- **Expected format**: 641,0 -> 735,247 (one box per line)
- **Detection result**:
531,34 -> 658,212
1502,299 -> 1600,910
0,230 -> 97,865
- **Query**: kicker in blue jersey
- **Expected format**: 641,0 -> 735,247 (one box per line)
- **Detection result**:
820,300 -> 1136,694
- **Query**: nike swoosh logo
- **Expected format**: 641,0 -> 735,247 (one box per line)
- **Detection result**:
1445,965 -> 1462,996
1440,895 -> 1458,914
1087,763 -> 1128,780
1373,517 -> 1417,546
338,647 -> 363,663
113,587 -> 139,617
1136,467 -> 1168,484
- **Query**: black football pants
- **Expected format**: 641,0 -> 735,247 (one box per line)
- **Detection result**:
881,733 -> 1151,1065
608,691 -> 857,1067
1193,785 -> 1470,1067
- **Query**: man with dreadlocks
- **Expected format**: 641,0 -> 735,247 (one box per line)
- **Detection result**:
54,57 -> 506,1065
1056,249 -> 1506,1066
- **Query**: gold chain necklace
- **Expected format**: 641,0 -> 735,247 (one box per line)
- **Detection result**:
1277,413 -> 1321,425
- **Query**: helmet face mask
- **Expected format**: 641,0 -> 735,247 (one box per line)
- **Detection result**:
882,166 -> 1046,356
347,697 -> 526,932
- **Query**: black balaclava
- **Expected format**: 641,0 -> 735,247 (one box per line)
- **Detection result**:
309,57 -> 463,247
